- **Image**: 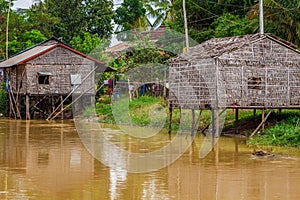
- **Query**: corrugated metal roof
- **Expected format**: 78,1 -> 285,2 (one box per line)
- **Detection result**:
0,44 -> 56,68
0,37 -> 116,72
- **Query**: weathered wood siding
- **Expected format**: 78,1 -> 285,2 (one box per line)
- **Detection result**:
13,47 -> 95,96
219,37 -> 300,107
169,36 -> 300,109
169,58 -> 217,109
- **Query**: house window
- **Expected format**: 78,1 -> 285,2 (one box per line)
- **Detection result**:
248,77 -> 262,89
38,75 -> 50,84
38,72 -> 52,84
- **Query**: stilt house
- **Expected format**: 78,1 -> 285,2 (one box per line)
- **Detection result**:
169,33 -> 300,110
0,38 -> 114,119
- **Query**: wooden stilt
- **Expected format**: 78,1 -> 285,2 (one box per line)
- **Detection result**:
90,95 -> 95,106
8,92 -> 16,119
61,96 -> 64,120
168,104 -> 173,135
278,108 -> 282,114
262,108 -> 265,134
200,108 -> 226,135
191,109 -> 195,136
211,109 -> 215,146
26,94 -> 30,120
128,79 -> 132,101
51,96 -> 55,114
216,108 -> 220,137
253,109 -> 256,116
179,107 -> 182,135
235,108 -> 239,134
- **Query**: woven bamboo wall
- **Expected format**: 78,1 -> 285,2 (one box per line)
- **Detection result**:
11,47 -> 95,96
169,58 -> 217,109
169,36 -> 300,109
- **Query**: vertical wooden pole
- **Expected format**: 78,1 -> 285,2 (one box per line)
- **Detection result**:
61,96 -> 64,120
6,0 -> 11,59
168,104 -> 173,135
253,109 -> 256,116
211,109 -> 215,148
163,70 -> 167,99
179,107 -> 182,135
128,79 -> 132,101
259,0 -> 264,34
235,108 -> 239,134
262,108 -> 265,134
26,94 -> 30,120
216,109 -> 219,137
183,0 -> 189,52
52,96 -> 55,114
278,109 -> 282,114
191,109 -> 195,136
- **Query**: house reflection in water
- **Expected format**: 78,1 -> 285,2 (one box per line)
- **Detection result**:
0,120 -> 99,199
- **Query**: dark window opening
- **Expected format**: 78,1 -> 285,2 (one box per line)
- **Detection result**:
38,75 -> 50,84
248,77 -> 262,89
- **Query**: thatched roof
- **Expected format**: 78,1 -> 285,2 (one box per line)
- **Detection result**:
179,33 -> 299,61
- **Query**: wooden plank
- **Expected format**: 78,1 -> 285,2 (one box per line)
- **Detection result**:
249,109 -> 272,138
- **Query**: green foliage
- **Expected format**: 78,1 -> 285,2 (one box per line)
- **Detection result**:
165,0 -> 255,43
5,29 -> 47,56
114,0 -> 147,32
248,111 -> 300,148
247,0 -> 300,46
111,36 -> 171,73
212,13 -> 256,38
70,33 -> 102,55
0,84 -> 7,115
28,0 -> 113,43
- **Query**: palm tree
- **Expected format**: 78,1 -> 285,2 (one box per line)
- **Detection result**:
143,0 -> 170,29
248,0 -> 300,46
114,0 -> 170,32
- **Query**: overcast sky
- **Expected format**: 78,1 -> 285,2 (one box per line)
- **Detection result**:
13,0 -> 33,9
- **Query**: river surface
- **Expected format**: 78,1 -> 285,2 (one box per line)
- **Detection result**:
1,119 -> 300,200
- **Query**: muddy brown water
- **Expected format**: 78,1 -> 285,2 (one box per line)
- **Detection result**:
0,119 -> 300,200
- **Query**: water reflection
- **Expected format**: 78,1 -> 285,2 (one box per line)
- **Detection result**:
0,120 -> 300,199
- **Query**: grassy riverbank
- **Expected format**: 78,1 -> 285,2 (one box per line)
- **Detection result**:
94,95 -> 300,148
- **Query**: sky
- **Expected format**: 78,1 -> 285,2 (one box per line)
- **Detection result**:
13,0 -> 33,9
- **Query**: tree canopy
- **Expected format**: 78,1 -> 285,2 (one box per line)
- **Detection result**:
0,0 -> 299,59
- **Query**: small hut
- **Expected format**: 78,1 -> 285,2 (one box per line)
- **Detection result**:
0,37 -> 114,119
169,33 -> 300,133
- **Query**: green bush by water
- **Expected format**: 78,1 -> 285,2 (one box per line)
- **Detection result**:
248,111 -> 300,148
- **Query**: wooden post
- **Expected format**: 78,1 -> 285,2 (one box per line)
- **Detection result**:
262,108 -> 265,133
191,109 -> 195,136
168,104 -> 173,135
253,109 -> 256,116
52,96 -> 55,114
278,109 -> 282,114
235,108 -> 239,134
128,79 -> 132,101
26,94 -> 30,120
179,107 -> 182,135
216,109 -> 219,137
163,70 -> 167,99
61,96 -> 64,120
211,109 -> 215,147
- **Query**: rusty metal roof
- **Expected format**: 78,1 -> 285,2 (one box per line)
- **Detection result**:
0,37 -> 115,72
0,44 -> 56,68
